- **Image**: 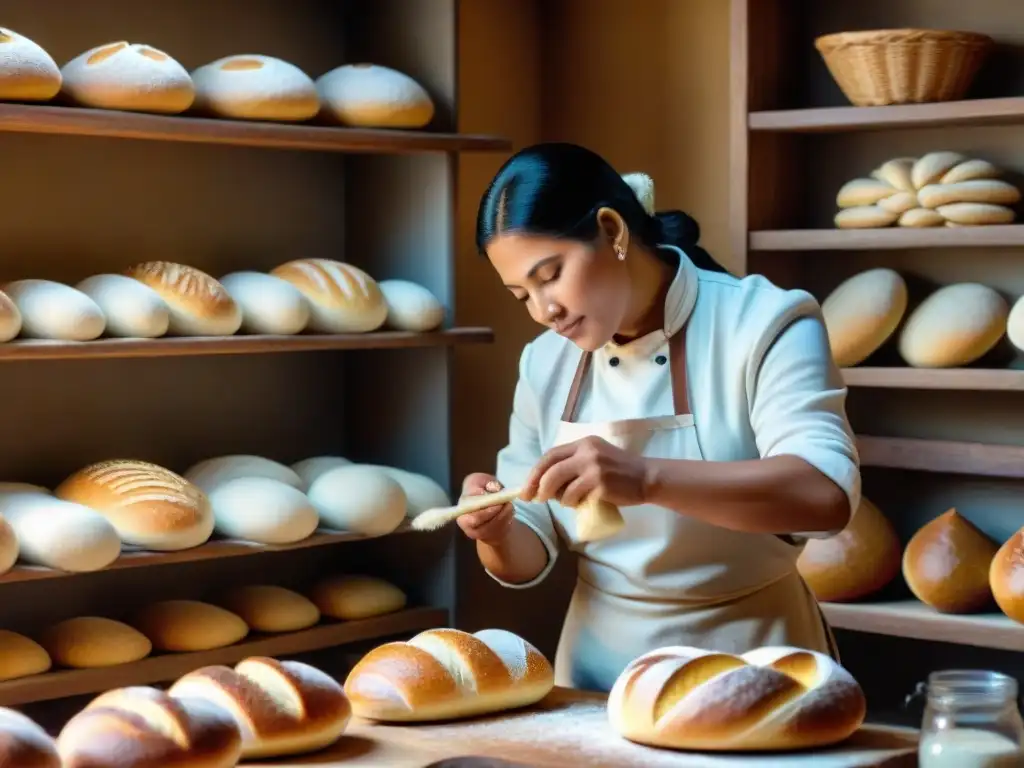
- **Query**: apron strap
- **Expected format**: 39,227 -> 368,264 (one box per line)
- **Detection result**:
561,349 -> 592,423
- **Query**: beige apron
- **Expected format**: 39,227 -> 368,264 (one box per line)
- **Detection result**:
550,326 -> 840,692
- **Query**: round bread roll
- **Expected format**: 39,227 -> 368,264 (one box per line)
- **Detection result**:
269,259 -> 387,333
3,280 -> 105,341
363,464 -> 450,517
55,459 -> 213,552
40,616 -> 152,668
125,262 -> 241,337
306,465 -> 406,535
291,456 -> 351,489
378,279 -> 444,332
219,585 -> 320,633
309,575 -> 407,620
184,454 -> 303,493
0,289 -> 21,342
834,205 -> 899,229
797,497 -> 901,602
75,274 -> 170,338
132,600 -> 248,652
1006,294 -> 1024,354
191,55 -> 319,121
315,63 -> 434,128
0,630 -> 51,681
0,514 -> 16,575
207,477 -> 318,545
0,28 -> 61,102
219,272 -> 310,335
898,283 -> 1008,368
903,508 -> 998,613
0,707 -> 60,768
990,528 -> 1024,624
60,41 -> 195,114
0,493 -> 121,572
821,269 -> 907,367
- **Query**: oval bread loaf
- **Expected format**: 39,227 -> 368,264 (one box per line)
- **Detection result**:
0,514 -> 16,575
871,158 -> 915,191
207,477 -> 318,545
345,627 -> 554,722
911,152 -> 967,189
61,42 -> 195,114
132,600 -> 249,652
4,280 -> 105,341
316,63 -> 434,128
291,456 -> 351,489
362,464 -> 451,517
306,465 -> 406,535
0,630 -> 51,681
75,274 -> 170,338
0,289 -> 21,342
309,575 -> 407,620
917,179 -> 1021,209
125,262 -> 241,336
0,493 -> 121,572
191,55 -> 320,121
990,528 -> 1024,624
834,206 -> 899,229
219,272 -> 310,335
898,283 -> 1008,368
40,617 -> 152,668
219,585 -> 321,633
378,279 -> 444,332
184,454 -> 304,493
899,207 -> 946,228
0,707 -> 60,768
1007,294 -> 1024,354
270,259 -> 387,333
936,202 -> 1016,226
821,268 -> 907,367
607,645 -> 866,751
0,28 -> 61,102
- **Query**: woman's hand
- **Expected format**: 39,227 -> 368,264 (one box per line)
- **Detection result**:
522,436 -> 650,509
456,473 -> 516,544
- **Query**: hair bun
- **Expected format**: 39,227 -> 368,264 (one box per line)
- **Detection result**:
622,172 -> 655,216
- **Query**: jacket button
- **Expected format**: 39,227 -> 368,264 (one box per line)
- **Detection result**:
655,355 -> 668,365
609,357 -> 620,367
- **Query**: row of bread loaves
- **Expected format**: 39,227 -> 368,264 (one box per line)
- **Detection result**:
0,27 -> 435,128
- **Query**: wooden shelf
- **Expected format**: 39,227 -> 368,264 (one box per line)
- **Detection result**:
0,103 -> 511,154
749,97 -> 1024,133
842,367 -> 1024,391
858,436 -> 1024,479
0,607 -> 445,707
750,226 -> 1024,251
822,601 -> 1024,652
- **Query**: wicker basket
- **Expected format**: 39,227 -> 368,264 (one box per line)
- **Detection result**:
815,29 -> 994,107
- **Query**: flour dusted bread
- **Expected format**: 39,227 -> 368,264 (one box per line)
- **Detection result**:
345,627 -> 554,722
75,274 -> 170,338
316,63 -> 434,128
291,456 -> 351,488
270,258 -> 388,333
219,272 -> 310,335
379,279 -> 444,331
903,508 -> 998,613
40,616 -> 152,668
4,280 -> 105,341
55,459 -> 213,551
219,585 -> 320,633
132,600 -> 248,652
207,477 -> 318,544
306,464 -> 406,535
0,707 -> 60,768
185,454 -> 304,493
990,527 -> 1024,624
125,262 -> 241,336
0,630 -> 51,681
192,55 -> 320,121
0,493 -> 121,572
898,283 -> 1008,368
821,269 -> 907,367
61,42 -> 194,114
0,289 -> 21,342
168,656 -> 350,758
0,28 -> 61,102
607,645 -> 866,751
309,575 -> 406,620
0,513 -> 16,574
1008,295 -> 1024,354
364,464 -> 451,517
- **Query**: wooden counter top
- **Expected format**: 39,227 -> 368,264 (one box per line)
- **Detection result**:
252,687 -> 919,768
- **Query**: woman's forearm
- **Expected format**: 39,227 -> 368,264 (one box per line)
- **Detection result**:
643,455 -> 850,535
476,519 -> 549,584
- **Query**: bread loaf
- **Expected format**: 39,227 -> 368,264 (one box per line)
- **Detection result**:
363,464 -> 451,517
184,454 -> 303,493
191,55 -> 320,122
0,493 -> 121,572
345,627 -> 554,722
1007,294 -> 1024,354
378,279 -> 444,332
898,283 -> 1008,368
56,460 -> 213,551
936,202 -> 1016,226
306,465 -> 406,535
0,513 -> 17,574
834,206 -> 899,229
270,259 -> 387,333
0,629 -> 51,681
75,274 -> 170,338
291,456 -> 351,489
821,268 -> 907,367
4,280 -> 105,341
991,528 -> 1024,624
309,575 -> 406,620
607,645 -> 866,751
58,686 -> 242,768
218,272 -> 310,335
40,617 -> 152,668
168,656 -> 350,758
0,289 -> 21,342
316,63 -> 434,128
219,585 -> 320,633
918,179 -> 1021,209
125,262 -> 241,336
0,707 -> 60,768
132,600 -> 248,652
61,42 -> 195,114
207,477 -> 318,544
0,28 -> 61,102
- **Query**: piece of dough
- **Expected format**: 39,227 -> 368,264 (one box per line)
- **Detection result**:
871,158 -> 915,191
876,191 -> 918,214
835,178 -> 895,208
219,585 -> 321,633
911,152 -> 967,189
309,575 -> 407,620
0,28 -> 61,102
207,477 -> 319,545
917,179 -> 1021,209
0,629 -> 51,681
362,465 -> 451,518
40,616 -> 152,668
1006,295 -> 1024,354
378,279 -> 444,332
898,283 -> 1008,368
61,41 -> 194,113
270,259 -> 387,333
3,280 -> 105,341
125,261 -> 242,336
0,289 -> 21,342
306,465 -> 406,535
821,268 -> 907,367
132,600 -> 249,652
834,206 -> 899,229
184,455 -> 304,493
75,274 -> 170,338
0,493 -> 121,572
191,55 -> 320,121
219,272 -> 310,335
291,456 -> 351,489
898,208 -> 945,228
940,159 -> 1000,185
936,202 -> 1016,226
316,63 -> 434,128
0,514 -> 16,575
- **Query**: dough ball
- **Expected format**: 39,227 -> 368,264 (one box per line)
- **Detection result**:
822,269 -> 908,367
898,283 -> 1008,368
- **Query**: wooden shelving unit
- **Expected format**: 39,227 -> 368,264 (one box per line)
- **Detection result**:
843,367 -> 1024,391
750,225 -> 1024,251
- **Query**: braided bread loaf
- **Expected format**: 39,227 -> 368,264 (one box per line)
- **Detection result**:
344,627 -> 555,722
608,645 -> 866,752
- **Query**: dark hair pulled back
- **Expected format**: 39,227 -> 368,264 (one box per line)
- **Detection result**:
475,142 -> 728,274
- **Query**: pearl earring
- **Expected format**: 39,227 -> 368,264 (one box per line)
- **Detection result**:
547,303 -> 559,315
615,245 -> 626,261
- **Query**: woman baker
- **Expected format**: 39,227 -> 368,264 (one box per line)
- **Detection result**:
459,142 -> 860,694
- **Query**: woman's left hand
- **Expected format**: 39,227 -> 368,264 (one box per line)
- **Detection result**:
522,436 -> 651,509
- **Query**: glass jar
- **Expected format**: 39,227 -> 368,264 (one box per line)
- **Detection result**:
918,670 -> 1024,768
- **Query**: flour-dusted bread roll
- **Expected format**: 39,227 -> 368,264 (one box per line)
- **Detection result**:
1007,295 -> 1024,354
898,283 -> 1008,368
270,259 -> 388,333
0,708 -> 60,768
207,477 -> 318,545
219,272 -> 310,335
291,456 -> 351,489
125,262 -> 241,336
0,630 -> 51,681
797,497 -> 901,602
59,686 -> 242,768
132,600 -> 248,652
378,279 -> 444,332
55,459 -> 213,551
316,63 -> 434,128
184,454 -> 303,493
607,645 -> 866,751
309,575 -> 407,620
363,464 -> 450,517
0,289 -> 21,342
991,528 -> 1024,624
191,55 -> 320,122
903,508 -> 998,613
40,616 -> 152,668
821,268 -> 907,367
3,280 -> 105,341
219,585 -> 320,633
306,465 -> 406,535
60,41 -> 195,114
75,274 -> 170,338
0,514 -> 16,575
0,28 -> 61,102
168,656 -> 350,758
0,493 -> 121,572
345,628 -> 554,722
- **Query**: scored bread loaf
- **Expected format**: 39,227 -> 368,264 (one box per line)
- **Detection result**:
61,42 -> 195,114
344,627 -> 555,722
607,645 -> 866,751
316,63 -> 434,128
0,28 -> 62,102
218,585 -> 321,633
39,616 -> 152,668
0,629 -> 51,682
168,656 -> 350,758
191,55 -> 320,122
58,686 -> 242,768
0,707 -> 60,768
125,262 -> 241,337
132,600 -> 249,652
270,258 -> 388,333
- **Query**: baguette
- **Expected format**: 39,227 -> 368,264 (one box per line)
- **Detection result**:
0,707 -> 60,768
607,645 -> 866,751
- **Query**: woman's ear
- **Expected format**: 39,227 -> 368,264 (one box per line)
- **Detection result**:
596,207 -> 629,254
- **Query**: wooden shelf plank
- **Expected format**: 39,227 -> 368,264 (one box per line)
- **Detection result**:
858,436 -> 1024,479
749,97 -> 1024,133
0,607 -> 446,706
842,367 -> 1024,391
750,225 -> 1024,251
0,328 -> 493,364
822,601 -> 1024,652
0,103 -> 511,154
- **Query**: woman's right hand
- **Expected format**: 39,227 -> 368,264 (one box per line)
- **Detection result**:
457,473 -> 515,545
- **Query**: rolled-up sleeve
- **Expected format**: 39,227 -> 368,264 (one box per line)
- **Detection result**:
749,314 -> 861,537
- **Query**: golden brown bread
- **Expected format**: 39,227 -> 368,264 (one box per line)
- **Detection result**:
132,600 -> 249,652
39,616 -> 152,668
309,574 -> 407,620
0,630 -> 51,681
219,584 -> 321,633
125,262 -> 241,336
0,707 -> 60,768
820,268 -> 907,367
607,645 -> 866,752
990,527 -> 1024,624
897,283 -> 1008,369
270,258 -> 387,333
